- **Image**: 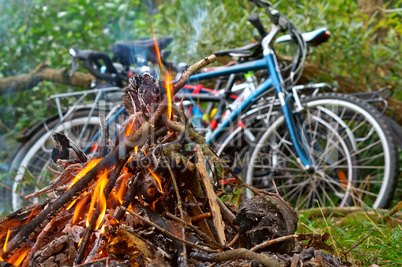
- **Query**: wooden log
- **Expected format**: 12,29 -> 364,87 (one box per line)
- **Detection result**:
196,145 -> 226,246
0,63 -> 94,94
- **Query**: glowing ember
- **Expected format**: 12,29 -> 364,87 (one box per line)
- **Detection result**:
134,146 -> 138,154
68,158 -> 103,190
86,171 -> 109,230
3,229 -> 10,252
147,167 -> 163,192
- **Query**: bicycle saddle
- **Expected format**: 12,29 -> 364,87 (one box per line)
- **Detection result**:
276,27 -> 330,46
112,37 -> 174,67
213,42 -> 261,57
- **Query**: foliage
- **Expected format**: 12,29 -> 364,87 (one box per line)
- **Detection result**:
1,0 -> 401,133
298,210 -> 402,266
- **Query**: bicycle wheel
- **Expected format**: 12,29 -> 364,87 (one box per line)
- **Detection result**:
212,102 -> 280,196
244,92 -> 399,209
7,109 -> 126,210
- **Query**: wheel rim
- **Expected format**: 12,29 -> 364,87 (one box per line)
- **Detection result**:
247,113 -> 355,209
12,117 -> 100,210
246,98 -> 392,209
305,99 -> 391,208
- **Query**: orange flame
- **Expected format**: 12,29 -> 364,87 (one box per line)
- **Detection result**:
68,158 -> 102,190
73,194 -> 90,225
86,171 -> 109,230
147,167 -> 163,192
66,199 -> 77,210
152,26 -> 162,67
9,249 -> 28,266
3,229 -> 10,252
134,146 -> 138,154
152,26 -> 173,120
125,116 -> 137,137
115,171 -> 130,205
78,236 -> 83,247
166,71 -> 173,120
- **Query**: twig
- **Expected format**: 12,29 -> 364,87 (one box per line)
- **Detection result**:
162,155 -> 188,264
173,55 -> 217,95
190,212 -> 211,222
22,216 -> 56,267
167,120 -> 281,210
98,114 -> 108,157
24,163 -> 82,200
190,248 -> 284,267
75,154 -> 130,264
380,200 -> 402,221
196,145 -> 226,245
250,232 -> 328,252
165,212 -> 226,250
114,172 -> 141,221
226,233 -> 240,248
343,229 -> 375,256
123,207 -> 219,253
0,53 -> 217,259
215,196 -> 238,230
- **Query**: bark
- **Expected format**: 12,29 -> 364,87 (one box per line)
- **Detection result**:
357,0 -> 388,40
0,63 -> 94,94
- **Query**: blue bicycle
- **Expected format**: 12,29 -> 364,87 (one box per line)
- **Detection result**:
7,0 -> 399,211
174,0 -> 399,209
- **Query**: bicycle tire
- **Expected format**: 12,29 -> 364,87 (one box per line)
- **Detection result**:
244,92 -> 399,209
6,109 -> 126,211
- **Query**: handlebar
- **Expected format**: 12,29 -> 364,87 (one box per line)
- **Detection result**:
69,45 -> 120,83
248,13 -> 267,39
249,0 -> 307,88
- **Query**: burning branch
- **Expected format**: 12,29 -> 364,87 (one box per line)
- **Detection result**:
0,53 -> 343,267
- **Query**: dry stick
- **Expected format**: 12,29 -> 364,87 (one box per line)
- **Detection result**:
98,114 -> 108,157
215,196 -> 238,230
343,229 -> 375,256
166,120 -> 281,210
250,232 -> 329,253
0,120 -> 151,258
196,145 -> 226,245
22,216 -> 56,267
162,155 -> 188,264
190,212 -> 211,222
251,234 -> 301,252
380,200 -> 402,221
0,54 -> 217,259
75,153 -> 130,265
165,212 -> 226,250
226,233 -> 240,248
24,163 -> 82,200
172,55 -> 217,95
123,207 -> 219,253
190,248 -> 284,267
114,172 -> 140,222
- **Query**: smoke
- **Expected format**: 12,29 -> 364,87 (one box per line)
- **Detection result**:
178,0 -> 209,57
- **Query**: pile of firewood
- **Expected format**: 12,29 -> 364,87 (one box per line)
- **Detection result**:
0,56 -> 346,267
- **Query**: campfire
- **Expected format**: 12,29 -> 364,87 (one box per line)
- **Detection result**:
0,55 -> 345,267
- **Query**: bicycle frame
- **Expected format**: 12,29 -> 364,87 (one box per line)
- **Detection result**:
180,28 -> 313,168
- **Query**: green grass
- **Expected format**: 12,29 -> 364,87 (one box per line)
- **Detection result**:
297,210 -> 402,266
